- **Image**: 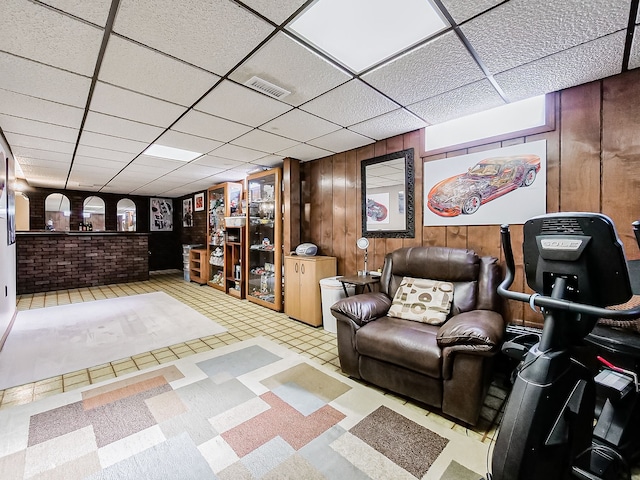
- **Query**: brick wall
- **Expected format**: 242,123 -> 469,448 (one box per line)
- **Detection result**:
16,232 -> 149,294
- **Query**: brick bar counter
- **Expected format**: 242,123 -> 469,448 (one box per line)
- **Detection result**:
16,232 -> 149,294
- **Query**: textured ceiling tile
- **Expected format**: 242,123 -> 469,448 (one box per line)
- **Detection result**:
0,89 -> 84,128
348,109 -> 427,141
210,144 -> 266,162
74,156 -> 129,170
171,163 -> 223,178
156,130 -> 223,155
461,0 -> 630,74
362,31 -> 485,105
260,109 -> 340,142
495,32 -> 626,101
4,133 -> 75,155
84,111 -> 164,142
40,0 -> 112,26
307,128 -> 374,153
231,129 -> 299,153
194,155 -> 246,170
195,80 -> 292,127
0,0 -> 103,76
407,79 -> 505,124
172,111 -> 253,142
240,0 -> 309,25
300,79 -> 399,127
439,0 -> 503,24
114,0 -> 274,75
75,145 -> 136,162
79,131 -> 149,154
99,36 -> 220,107
276,143 -> 332,162
629,29 -> 640,70
90,82 -> 186,127
229,32 -> 352,106
0,114 -> 79,144
13,147 -> 71,164
0,52 -> 91,108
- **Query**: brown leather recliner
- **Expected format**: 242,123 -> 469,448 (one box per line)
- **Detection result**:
331,246 -> 505,426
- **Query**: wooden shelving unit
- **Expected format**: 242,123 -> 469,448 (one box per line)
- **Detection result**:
189,248 -> 207,285
224,226 -> 245,298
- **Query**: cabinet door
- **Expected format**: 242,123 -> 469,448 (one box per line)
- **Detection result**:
284,258 -> 301,319
298,260 -> 320,325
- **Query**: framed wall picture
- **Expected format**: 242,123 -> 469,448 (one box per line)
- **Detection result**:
194,192 -> 205,212
150,198 -> 173,232
183,198 -> 193,227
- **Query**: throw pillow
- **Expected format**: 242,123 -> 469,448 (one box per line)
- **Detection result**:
388,277 -> 454,325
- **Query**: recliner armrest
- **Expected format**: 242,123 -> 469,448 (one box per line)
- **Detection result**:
330,292 -> 392,327
437,310 -> 504,350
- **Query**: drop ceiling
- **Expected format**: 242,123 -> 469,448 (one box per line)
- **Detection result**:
0,0 -> 638,198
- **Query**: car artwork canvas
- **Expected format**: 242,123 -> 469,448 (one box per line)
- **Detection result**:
424,140 -> 546,226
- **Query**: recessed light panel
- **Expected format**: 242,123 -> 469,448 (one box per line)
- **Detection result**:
289,0 -> 447,73
143,144 -> 203,162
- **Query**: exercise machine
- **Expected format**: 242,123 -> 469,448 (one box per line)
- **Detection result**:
489,212 -> 640,480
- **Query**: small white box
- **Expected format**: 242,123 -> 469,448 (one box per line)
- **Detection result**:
225,217 -> 246,227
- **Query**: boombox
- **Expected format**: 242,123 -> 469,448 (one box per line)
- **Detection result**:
295,243 -> 318,256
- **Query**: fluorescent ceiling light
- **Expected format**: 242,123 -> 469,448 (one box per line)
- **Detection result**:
425,95 -> 547,152
289,0 -> 447,73
143,144 -> 203,162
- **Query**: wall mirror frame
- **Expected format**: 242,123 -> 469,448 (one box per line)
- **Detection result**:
361,148 -> 415,238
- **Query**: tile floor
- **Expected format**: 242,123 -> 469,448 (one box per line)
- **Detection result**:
1,270 -> 507,446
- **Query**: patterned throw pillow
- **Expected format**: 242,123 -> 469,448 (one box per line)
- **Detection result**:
388,277 -> 454,325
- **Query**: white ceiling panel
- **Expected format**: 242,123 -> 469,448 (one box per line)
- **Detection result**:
348,109 -> 427,141
79,131 -> 149,154
156,130 -> 223,155
461,0 -> 630,74
260,109 -> 340,142
362,31 -> 485,105
39,0 -> 113,27
75,145 -> 136,163
241,0 -> 309,25
307,128 -> 374,153
229,32 -> 352,106
83,111 -> 164,142
172,110 -> 253,142
0,115 -> 79,144
231,129 -> 299,153
114,0 -> 275,75
99,36 -> 220,107
439,0 -> 503,24
12,147 -> 72,164
4,133 -> 75,155
495,32 -> 626,101
276,143 -> 332,162
0,52 -> 91,108
0,89 -> 84,128
210,144 -> 267,162
130,155 -> 185,170
300,79 -> 399,127
171,163 -> 226,179
90,82 -> 187,127
73,155 -> 129,171
194,155 -> 247,170
251,155 -> 286,168
0,0 -> 104,76
629,29 -> 640,70
407,79 -> 504,124
195,80 -> 293,127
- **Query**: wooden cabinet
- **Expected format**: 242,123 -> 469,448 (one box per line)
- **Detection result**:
284,255 -> 336,326
189,248 -> 207,285
207,182 -> 242,291
246,168 -> 282,311
224,226 -> 245,298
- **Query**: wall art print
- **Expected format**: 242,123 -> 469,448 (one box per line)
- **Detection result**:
424,140 -> 547,226
194,192 -> 205,212
150,198 -> 173,232
183,198 -> 193,228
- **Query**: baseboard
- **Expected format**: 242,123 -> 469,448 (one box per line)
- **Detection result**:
0,308 -> 17,352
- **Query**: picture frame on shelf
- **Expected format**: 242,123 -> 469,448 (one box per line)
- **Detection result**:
194,192 -> 205,212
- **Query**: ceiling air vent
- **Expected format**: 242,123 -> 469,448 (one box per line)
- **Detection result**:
244,76 -> 291,99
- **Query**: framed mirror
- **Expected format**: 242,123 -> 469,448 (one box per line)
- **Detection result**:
361,148 -> 414,238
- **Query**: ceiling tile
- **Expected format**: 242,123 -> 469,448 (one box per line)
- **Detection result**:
0,52 -> 91,108
156,130 -> 223,155
495,32 -> 626,101
194,155 -> 249,170
39,0 -> 113,27
276,143 -> 332,161
171,163 -> 224,179
439,0 -> 503,24
629,28 -> 640,70
83,111 -> 164,142
362,31 -> 485,105
195,80 -> 293,127
0,0 -> 104,76
114,0 -> 274,75
209,144 -> 267,162
348,109 -> 427,140
307,128 -> 374,153
12,147 -> 72,164
300,79 -> 399,127
90,82 -> 187,127
0,114 -> 79,144
99,35 -> 220,107
172,110 -> 253,142
4,133 -> 75,155
240,0 -> 309,25
251,155 -> 285,168
75,145 -> 136,163
79,131 -> 149,154
231,129 -> 299,153
407,79 -> 504,124
260,109 -> 340,142
229,32 -> 352,106
461,0 -> 630,74
74,155 -> 129,171
0,89 -> 84,128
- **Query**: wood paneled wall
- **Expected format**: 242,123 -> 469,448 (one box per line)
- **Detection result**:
301,68 -> 640,328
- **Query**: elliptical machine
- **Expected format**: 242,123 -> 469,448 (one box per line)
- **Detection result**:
489,212 -> 640,480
